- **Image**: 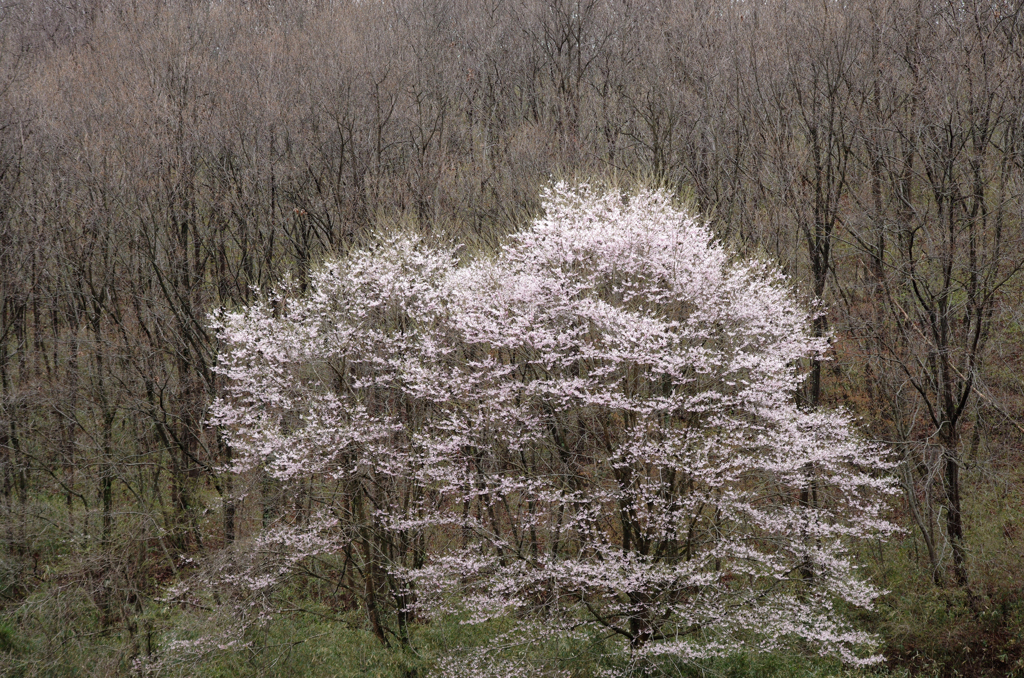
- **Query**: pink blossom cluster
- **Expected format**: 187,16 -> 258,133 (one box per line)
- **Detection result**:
209,183 -> 897,669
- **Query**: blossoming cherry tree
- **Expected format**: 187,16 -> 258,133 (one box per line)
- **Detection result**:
211,184 -> 896,671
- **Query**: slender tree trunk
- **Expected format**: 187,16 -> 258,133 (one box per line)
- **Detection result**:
942,423 -> 968,587
220,434 -> 235,545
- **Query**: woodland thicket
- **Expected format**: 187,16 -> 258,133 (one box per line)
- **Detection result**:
0,1 -> 1022,676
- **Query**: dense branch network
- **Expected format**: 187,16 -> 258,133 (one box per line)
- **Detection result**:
210,184 -> 897,670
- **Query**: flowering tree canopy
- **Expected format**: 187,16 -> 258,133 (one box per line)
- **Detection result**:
210,184 -> 896,671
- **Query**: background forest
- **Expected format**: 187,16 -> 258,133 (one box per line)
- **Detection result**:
0,0 -> 1022,676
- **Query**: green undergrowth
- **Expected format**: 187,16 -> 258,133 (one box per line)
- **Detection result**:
141,608 -> 905,678
854,493 -> 1024,678
0,591 -> 915,678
